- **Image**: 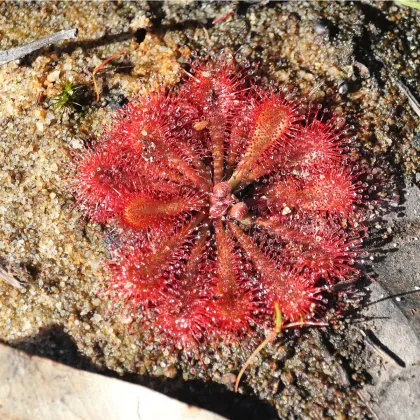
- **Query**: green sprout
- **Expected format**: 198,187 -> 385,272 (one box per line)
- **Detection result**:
51,80 -> 83,112
395,0 -> 420,10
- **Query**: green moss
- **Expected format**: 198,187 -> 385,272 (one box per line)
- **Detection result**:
51,80 -> 83,112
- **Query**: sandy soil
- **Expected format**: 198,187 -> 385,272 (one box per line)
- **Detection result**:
0,2 -> 419,419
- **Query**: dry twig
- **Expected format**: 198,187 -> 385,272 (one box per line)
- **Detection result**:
0,265 -> 25,290
0,29 -> 77,66
394,78 -> 420,118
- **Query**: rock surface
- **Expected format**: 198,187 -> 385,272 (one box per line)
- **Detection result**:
0,342 -> 226,420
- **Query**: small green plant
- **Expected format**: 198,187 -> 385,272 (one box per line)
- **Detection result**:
51,80 -> 83,111
395,0 -> 420,10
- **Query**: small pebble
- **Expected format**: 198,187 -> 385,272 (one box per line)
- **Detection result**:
47,70 -> 60,83
338,79 -> 348,95
221,373 -> 236,384
314,20 -> 328,35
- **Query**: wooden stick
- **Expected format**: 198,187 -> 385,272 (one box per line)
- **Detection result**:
0,29 -> 78,66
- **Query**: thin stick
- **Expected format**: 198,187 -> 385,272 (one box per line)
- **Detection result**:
92,48 -> 127,102
394,78 -> 420,118
0,29 -> 78,66
371,50 -> 420,118
0,266 -> 25,290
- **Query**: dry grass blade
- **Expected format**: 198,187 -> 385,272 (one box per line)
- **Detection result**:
234,304 -> 282,393
395,0 -> 420,11
234,307 -> 327,393
92,48 -> 127,102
